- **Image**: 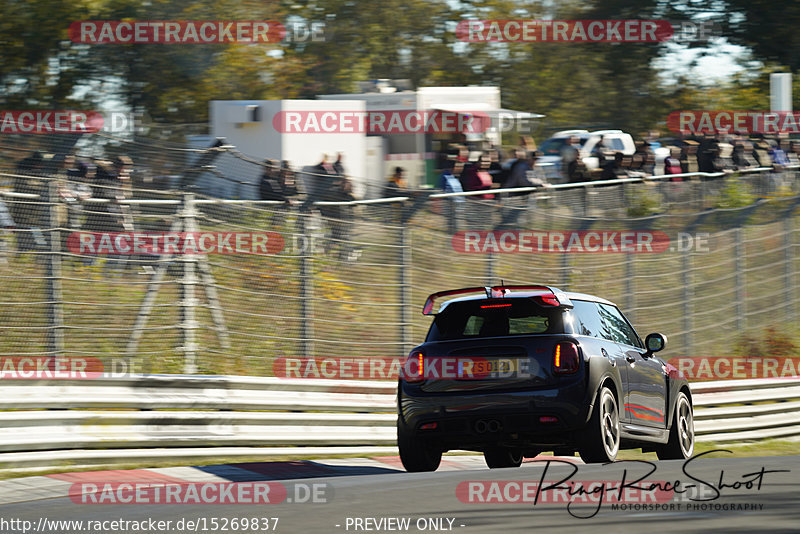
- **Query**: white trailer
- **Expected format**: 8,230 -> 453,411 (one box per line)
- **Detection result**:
200,99 -> 368,199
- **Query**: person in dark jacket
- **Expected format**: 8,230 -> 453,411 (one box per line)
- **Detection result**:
11,152 -> 48,254
384,167 -> 407,198
259,159 -> 284,201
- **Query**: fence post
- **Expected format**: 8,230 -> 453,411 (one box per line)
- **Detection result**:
45,180 -> 64,356
297,211 -> 314,360
697,177 -> 705,210
625,252 -> 635,324
561,253 -> 571,290
179,193 -> 198,374
734,227 -> 746,332
485,251 -> 496,285
582,185 -> 590,217
682,249 -> 692,356
399,202 -> 411,354
785,217 -> 795,322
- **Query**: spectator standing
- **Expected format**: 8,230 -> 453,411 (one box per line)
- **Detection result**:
678,140 -> 698,174
497,151 -> 541,230
259,159 -> 284,201
486,148 -> 506,186
308,153 -> 358,262
460,154 -> 495,199
664,147 -> 684,179
732,141 -> 758,170
440,159 -> 465,235
561,136 -> 582,182
384,167 -> 407,198
601,152 -> 628,180
10,152 -> 48,255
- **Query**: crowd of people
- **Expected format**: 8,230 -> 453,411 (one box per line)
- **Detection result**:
2,131 -> 798,264
0,151 -> 134,263
574,133 -> 800,183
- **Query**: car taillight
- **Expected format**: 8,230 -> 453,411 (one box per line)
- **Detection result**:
403,351 -> 425,383
554,342 -> 580,374
535,294 -> 560,306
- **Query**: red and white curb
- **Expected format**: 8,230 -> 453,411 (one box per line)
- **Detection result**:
0,455 -> 581,505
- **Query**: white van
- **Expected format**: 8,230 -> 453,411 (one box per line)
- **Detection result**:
535,129 -> 636,182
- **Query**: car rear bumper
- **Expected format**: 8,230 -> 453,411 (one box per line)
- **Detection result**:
398,381 -> 592,449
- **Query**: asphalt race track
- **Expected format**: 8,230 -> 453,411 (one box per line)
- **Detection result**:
0,454 -> 798,533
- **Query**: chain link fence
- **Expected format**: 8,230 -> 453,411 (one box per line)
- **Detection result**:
1,138 -> 799,376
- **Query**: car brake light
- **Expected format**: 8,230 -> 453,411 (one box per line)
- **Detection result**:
554,342 -> 580,374
420,422 -> 438,430
535,295 -> 560,306
403,351 -> 425,383
481,303 -> 512,309
539,416 -> 559,423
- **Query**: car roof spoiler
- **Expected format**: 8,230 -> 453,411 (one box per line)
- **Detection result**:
422,285 -> 573,315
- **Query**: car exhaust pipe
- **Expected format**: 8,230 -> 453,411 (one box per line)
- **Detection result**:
475,419 -> 502,433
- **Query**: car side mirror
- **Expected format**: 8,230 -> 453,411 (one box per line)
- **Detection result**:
644,333 -> 666,355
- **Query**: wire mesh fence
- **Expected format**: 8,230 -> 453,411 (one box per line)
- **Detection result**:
1,138 -> 799,378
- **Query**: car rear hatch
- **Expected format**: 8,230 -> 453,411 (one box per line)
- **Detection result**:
415,335 -> 570,393
412,294 -> 578,393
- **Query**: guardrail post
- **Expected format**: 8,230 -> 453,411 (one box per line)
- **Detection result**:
180,193 -> 198,374
734,227 -> 746,332
45,180 -> 64,356
785,217 -> 795,322
682,248 -> 693,357
297,211 -> 314,360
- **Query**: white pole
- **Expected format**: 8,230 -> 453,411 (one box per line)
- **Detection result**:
770,73 -> 792,112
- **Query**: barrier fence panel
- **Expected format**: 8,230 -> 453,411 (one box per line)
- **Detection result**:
1,140 -> 800,379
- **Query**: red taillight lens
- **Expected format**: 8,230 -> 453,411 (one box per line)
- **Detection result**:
403,351 -> 425,383
535,294 -> 560,306
554,342 -> 580,374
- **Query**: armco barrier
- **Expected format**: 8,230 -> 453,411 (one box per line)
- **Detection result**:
0,376 -> 798,471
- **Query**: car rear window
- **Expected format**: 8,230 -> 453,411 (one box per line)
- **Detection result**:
426,298 -> 562,341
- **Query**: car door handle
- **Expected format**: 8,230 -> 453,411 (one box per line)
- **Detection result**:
601,348 -> 616,366
626,355 -> 636,363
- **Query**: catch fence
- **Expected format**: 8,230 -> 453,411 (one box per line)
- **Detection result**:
1,142 -> 799,375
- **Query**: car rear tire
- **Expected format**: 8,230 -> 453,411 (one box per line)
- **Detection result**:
398,423 -> 441,472
484,447 -> 523,469
657,392 -> 694,460
579,386 -> 620,463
